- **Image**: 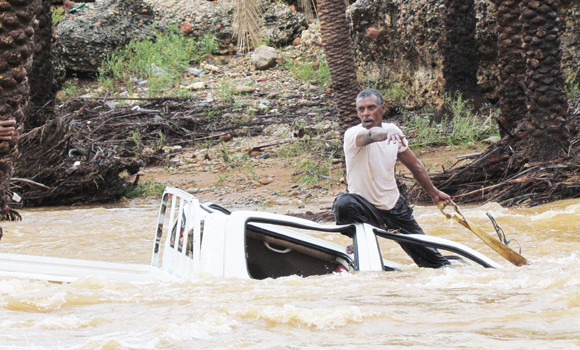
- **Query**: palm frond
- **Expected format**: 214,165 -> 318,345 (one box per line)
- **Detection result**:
233,0 -> 263,52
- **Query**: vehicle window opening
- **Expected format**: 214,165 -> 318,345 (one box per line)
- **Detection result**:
244,223 -> 347,280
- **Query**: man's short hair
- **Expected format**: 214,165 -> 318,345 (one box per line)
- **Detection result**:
357,88 -> 384,105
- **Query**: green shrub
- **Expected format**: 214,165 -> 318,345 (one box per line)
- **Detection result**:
193,34 -> 220,62
383,83 -> 407,105
52,7 -> 65,24
297,158 -> 331,184
98,28 -> 218,96
219,80 -> 235,103
283,56 -> 331,89
59,78 -> 82,99
565,67 -> 580,105
405,95 -> 499,147
277,133 -> 341,185
123,181 -> 165,199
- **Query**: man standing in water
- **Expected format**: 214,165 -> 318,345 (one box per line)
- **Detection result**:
332,88 -> 451,268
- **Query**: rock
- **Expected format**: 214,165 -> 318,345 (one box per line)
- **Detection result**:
365,27 -> 380,40
186,82 -> 205,90
261,2 -> 307,46
234,85 -> 256,93
203,93 -> 214,103
180,21 -> 193,34
53,0 -> 157,78
202,63 -> 219,72
300,18 -> 322,49
258,103 -> 270,111
482,135 -> 501,144
251,46 -> 279,70
259,178 -> 272,185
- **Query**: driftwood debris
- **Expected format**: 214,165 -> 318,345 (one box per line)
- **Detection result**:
15,111 -> 141,207
403,141 -> 580,207
402,102 -> 580,208
406,141 -> 579,208
13,96 -> 335,207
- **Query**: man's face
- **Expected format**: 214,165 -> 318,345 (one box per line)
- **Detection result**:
356,95 -> 386,129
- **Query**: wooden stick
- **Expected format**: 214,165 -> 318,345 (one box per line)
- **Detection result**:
456,152 -> 482,159
452,177 -> 536,200
10,178 -> 51,191
452,182 -> 504,199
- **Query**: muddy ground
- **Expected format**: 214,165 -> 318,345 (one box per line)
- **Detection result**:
138,136 -> 488,214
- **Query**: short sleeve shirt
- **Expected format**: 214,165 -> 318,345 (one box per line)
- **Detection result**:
344,123 -> 408,210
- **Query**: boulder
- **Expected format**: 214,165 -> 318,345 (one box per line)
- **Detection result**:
53,0 -> 157,78
252,46 -> 279,70
261,1 -> 308,46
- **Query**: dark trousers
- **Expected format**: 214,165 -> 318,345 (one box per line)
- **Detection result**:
332,193 -> 450,268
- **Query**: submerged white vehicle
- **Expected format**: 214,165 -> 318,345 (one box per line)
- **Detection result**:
0,187 -> 500,283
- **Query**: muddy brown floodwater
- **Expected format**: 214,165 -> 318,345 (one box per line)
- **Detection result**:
1,196 -> 579,349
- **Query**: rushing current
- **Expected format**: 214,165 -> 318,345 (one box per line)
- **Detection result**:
1,198 -> 579,349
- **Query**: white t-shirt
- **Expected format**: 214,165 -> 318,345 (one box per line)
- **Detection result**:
344,123 -> 408,210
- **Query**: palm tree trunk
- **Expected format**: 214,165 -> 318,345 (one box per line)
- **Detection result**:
318,0 -> 360,132
494,0 -> 528,136
442,0 -> 481,104
520,0 -> 570,159
28,0 -> 54,129
0,0 -> 35,221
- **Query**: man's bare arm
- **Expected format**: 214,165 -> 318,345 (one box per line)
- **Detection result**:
397,148 -> 451,206
355,125 -> 407,147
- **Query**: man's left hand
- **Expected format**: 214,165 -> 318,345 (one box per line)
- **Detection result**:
432,190 -> 452,207
382,124 -> 407,145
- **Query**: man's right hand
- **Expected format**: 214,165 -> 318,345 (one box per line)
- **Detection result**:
0,119 -> 16,141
